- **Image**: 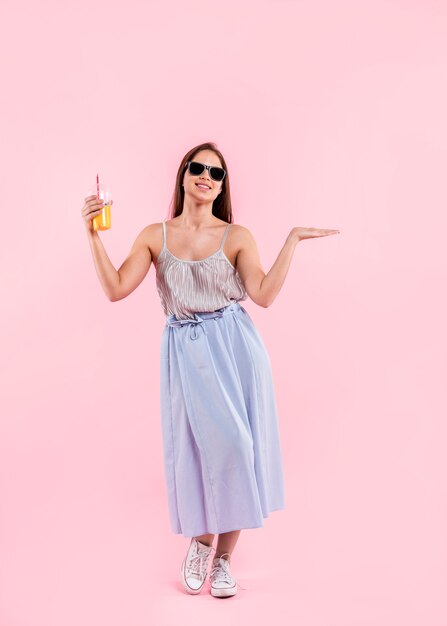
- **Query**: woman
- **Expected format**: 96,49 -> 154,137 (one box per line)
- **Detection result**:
81,142 -> 339,598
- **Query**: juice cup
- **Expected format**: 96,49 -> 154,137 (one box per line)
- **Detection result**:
87,185 -> 113,231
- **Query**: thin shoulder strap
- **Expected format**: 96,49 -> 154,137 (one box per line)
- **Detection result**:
161,221 -> 166,250
219,223 -> 231,251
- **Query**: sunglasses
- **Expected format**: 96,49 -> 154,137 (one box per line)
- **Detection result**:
185,160 -> 226,182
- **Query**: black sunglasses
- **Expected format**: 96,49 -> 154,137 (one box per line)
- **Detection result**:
185,160 -> 226,182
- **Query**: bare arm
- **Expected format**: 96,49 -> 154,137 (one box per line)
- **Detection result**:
86,230 -> 120,300
111,226 -> 153,301
235,225 -> 339,307
85,226 -> 152,302
235,227 -> 299,308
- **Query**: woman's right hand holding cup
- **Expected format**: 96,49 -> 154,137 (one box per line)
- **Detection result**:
81,195 -> 105,233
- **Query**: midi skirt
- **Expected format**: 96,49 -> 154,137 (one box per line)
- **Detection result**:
159,301 -> 285,538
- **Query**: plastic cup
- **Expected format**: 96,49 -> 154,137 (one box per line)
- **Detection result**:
87,185 -> 113,231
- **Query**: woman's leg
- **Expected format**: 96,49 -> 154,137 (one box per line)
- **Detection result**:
215,530 -> 241,561
195,533 -> 215,547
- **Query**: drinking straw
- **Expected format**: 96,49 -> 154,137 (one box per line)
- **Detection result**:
96,173 -> 100,199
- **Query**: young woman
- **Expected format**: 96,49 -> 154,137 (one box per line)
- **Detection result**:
81,142 -> 339,598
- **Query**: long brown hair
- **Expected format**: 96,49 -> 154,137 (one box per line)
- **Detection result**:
168,142 -> 233,223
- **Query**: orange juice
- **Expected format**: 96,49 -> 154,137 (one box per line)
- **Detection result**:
92,202 -> 112,231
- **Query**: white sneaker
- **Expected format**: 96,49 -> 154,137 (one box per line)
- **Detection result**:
209,553 -> 238,597
180,537 -> 215,595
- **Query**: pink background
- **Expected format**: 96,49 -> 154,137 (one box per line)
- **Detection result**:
1,0 -> 447,624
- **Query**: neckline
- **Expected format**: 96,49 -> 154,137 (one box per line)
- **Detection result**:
164,246 -> 221,264
162,221 -> 235,268
161,246 -> 237,270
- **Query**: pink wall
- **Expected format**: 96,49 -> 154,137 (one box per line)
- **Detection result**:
1,0 -> 446,624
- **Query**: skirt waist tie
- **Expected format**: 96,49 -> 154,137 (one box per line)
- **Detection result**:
165,302 -> 241,341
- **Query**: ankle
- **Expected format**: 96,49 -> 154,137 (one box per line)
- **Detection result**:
195,534 -> 214,547
195,538 -> 212,548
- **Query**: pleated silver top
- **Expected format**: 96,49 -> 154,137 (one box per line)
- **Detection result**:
155,220 -> 248,320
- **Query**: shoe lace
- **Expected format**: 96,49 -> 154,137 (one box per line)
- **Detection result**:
189,546 -> 214,580
209,553 -> 249,591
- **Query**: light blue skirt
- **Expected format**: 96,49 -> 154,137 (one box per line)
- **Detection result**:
159,301 -> 285,537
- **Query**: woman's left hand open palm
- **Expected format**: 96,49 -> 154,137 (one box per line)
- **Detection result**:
290,227 -> 340,243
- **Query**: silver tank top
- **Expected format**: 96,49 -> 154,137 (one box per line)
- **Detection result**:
155,220 -> 248,319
